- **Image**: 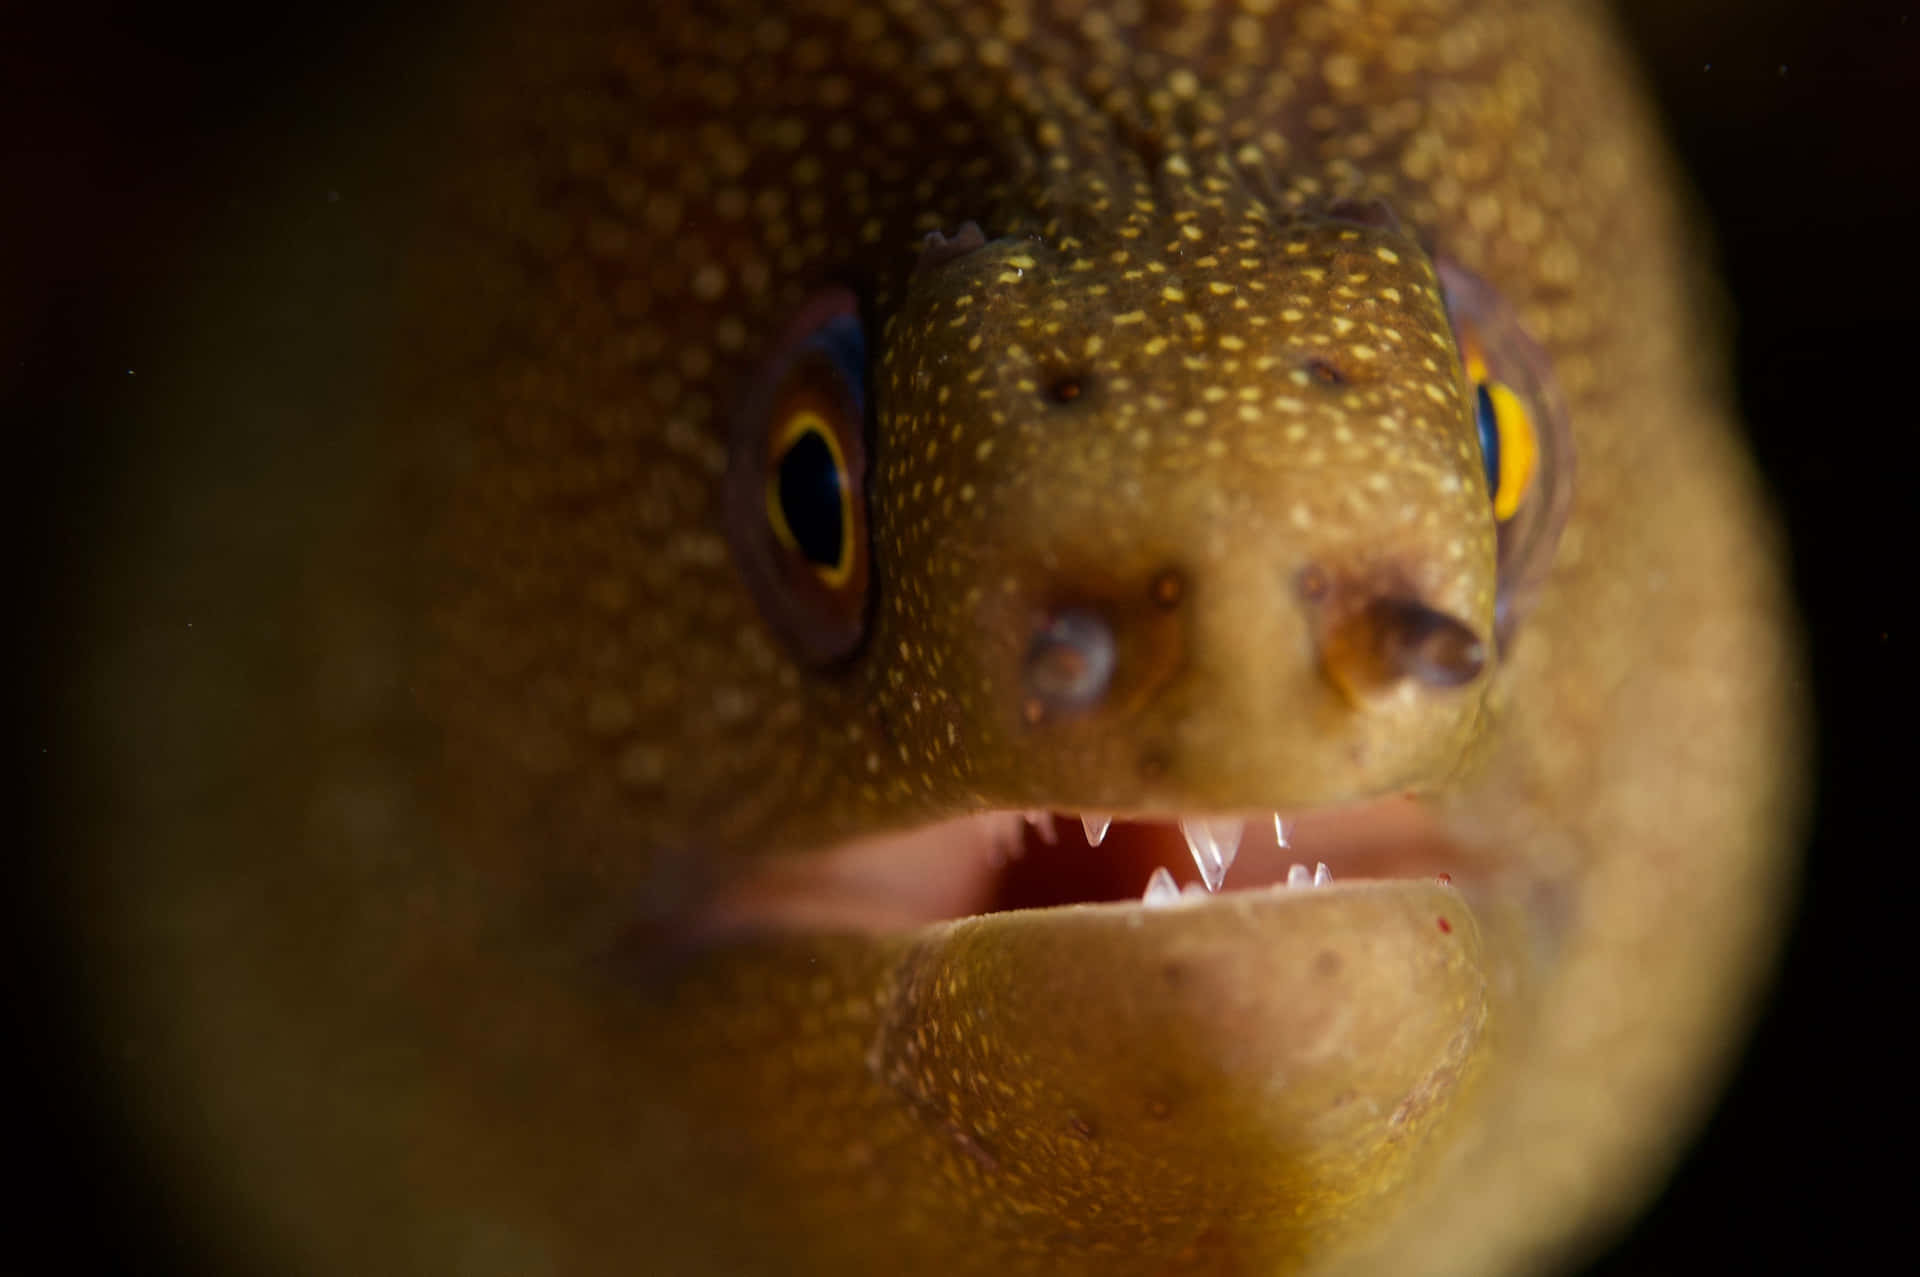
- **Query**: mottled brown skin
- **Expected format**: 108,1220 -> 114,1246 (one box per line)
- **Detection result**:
63,0 -> 1799,1274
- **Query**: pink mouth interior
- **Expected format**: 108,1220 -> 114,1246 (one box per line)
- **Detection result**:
703,796 -> 1467,936
996,799 -> 1457,908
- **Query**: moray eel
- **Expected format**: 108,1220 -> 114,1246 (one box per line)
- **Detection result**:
64,0 -> 1800,1273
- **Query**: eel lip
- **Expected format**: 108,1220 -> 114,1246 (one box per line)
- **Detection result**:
699,794 -> 1472,937
672,799 -> 1495,1255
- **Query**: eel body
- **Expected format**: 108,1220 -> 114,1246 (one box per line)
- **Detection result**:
63,0 -> 1800,1273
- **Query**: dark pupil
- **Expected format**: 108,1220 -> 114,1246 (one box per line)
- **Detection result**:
1474,381 -> 1501,497
777,428 -> 846,569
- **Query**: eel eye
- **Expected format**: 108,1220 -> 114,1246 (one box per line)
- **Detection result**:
768,413 -> 854,586
725,287 -> 872,665
1437,261 -> 1574,643
1464,337 -> 1540,522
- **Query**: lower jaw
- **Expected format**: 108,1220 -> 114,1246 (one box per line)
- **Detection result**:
701,794 -> 1473,937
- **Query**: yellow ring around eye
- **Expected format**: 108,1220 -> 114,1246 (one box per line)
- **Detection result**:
1485,380 -> 1538,521
765,409 -> 857,588
1463,340 -> 1491,386
1460,329 -> 1539,521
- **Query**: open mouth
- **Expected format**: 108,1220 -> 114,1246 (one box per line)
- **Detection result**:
704,794 -> 1468,936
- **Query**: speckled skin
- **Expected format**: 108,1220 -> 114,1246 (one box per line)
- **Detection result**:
66,0 -> 1799,1274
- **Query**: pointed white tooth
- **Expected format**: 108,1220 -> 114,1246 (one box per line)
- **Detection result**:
1286,862 -> 1312,888
1313,862 -> 1332,887
1181,881 -> 1209,898
1141,865 -> 1181,907
1274,813 -> 1292,848
1178,818 -> 1228,892
1081,813 -> 1112,846
1024,810 -> 1057,844
1210,819 -> 1244,878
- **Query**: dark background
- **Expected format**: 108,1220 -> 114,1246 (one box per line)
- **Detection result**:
10,1 -> 1908,1271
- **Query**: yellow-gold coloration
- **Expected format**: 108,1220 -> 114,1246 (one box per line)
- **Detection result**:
57,1 -> 1803,1275
767,410 -> 858,589
1463,335 -> 1541,522
1485,380 -> 1537,521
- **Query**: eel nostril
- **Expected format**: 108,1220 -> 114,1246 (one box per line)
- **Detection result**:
1310,583 -> 1489,701
1324,197 -> 1404,233
1370,598 -> 1487,688
914,220 -> 988,274
1024,608 -> 1117,713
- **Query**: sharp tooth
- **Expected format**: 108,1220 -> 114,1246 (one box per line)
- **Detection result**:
1181,881 -> 1209,898
1024,810 -> 1057,844
1141,866 -> 1181,907
1216,820 -> 1244,870
1274,813 -> 1291,848
1177,818 -> 1223,891
1313,862 -> 1332,887
1286,862 -> 1312,888
1208,820 -> 1244,880
1177,818 -> 1242,892
1081,813 -> 1112,846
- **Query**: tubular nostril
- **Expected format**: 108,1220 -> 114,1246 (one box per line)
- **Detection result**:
1024,608 -> 1117,714
1324,197 -> 1405,233
1310,578 -> 1489,701
914,220 -> 988,274
1370,598 -> 1487,687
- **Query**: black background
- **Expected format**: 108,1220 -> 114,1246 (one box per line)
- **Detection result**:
11,1 -> 1909,1271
